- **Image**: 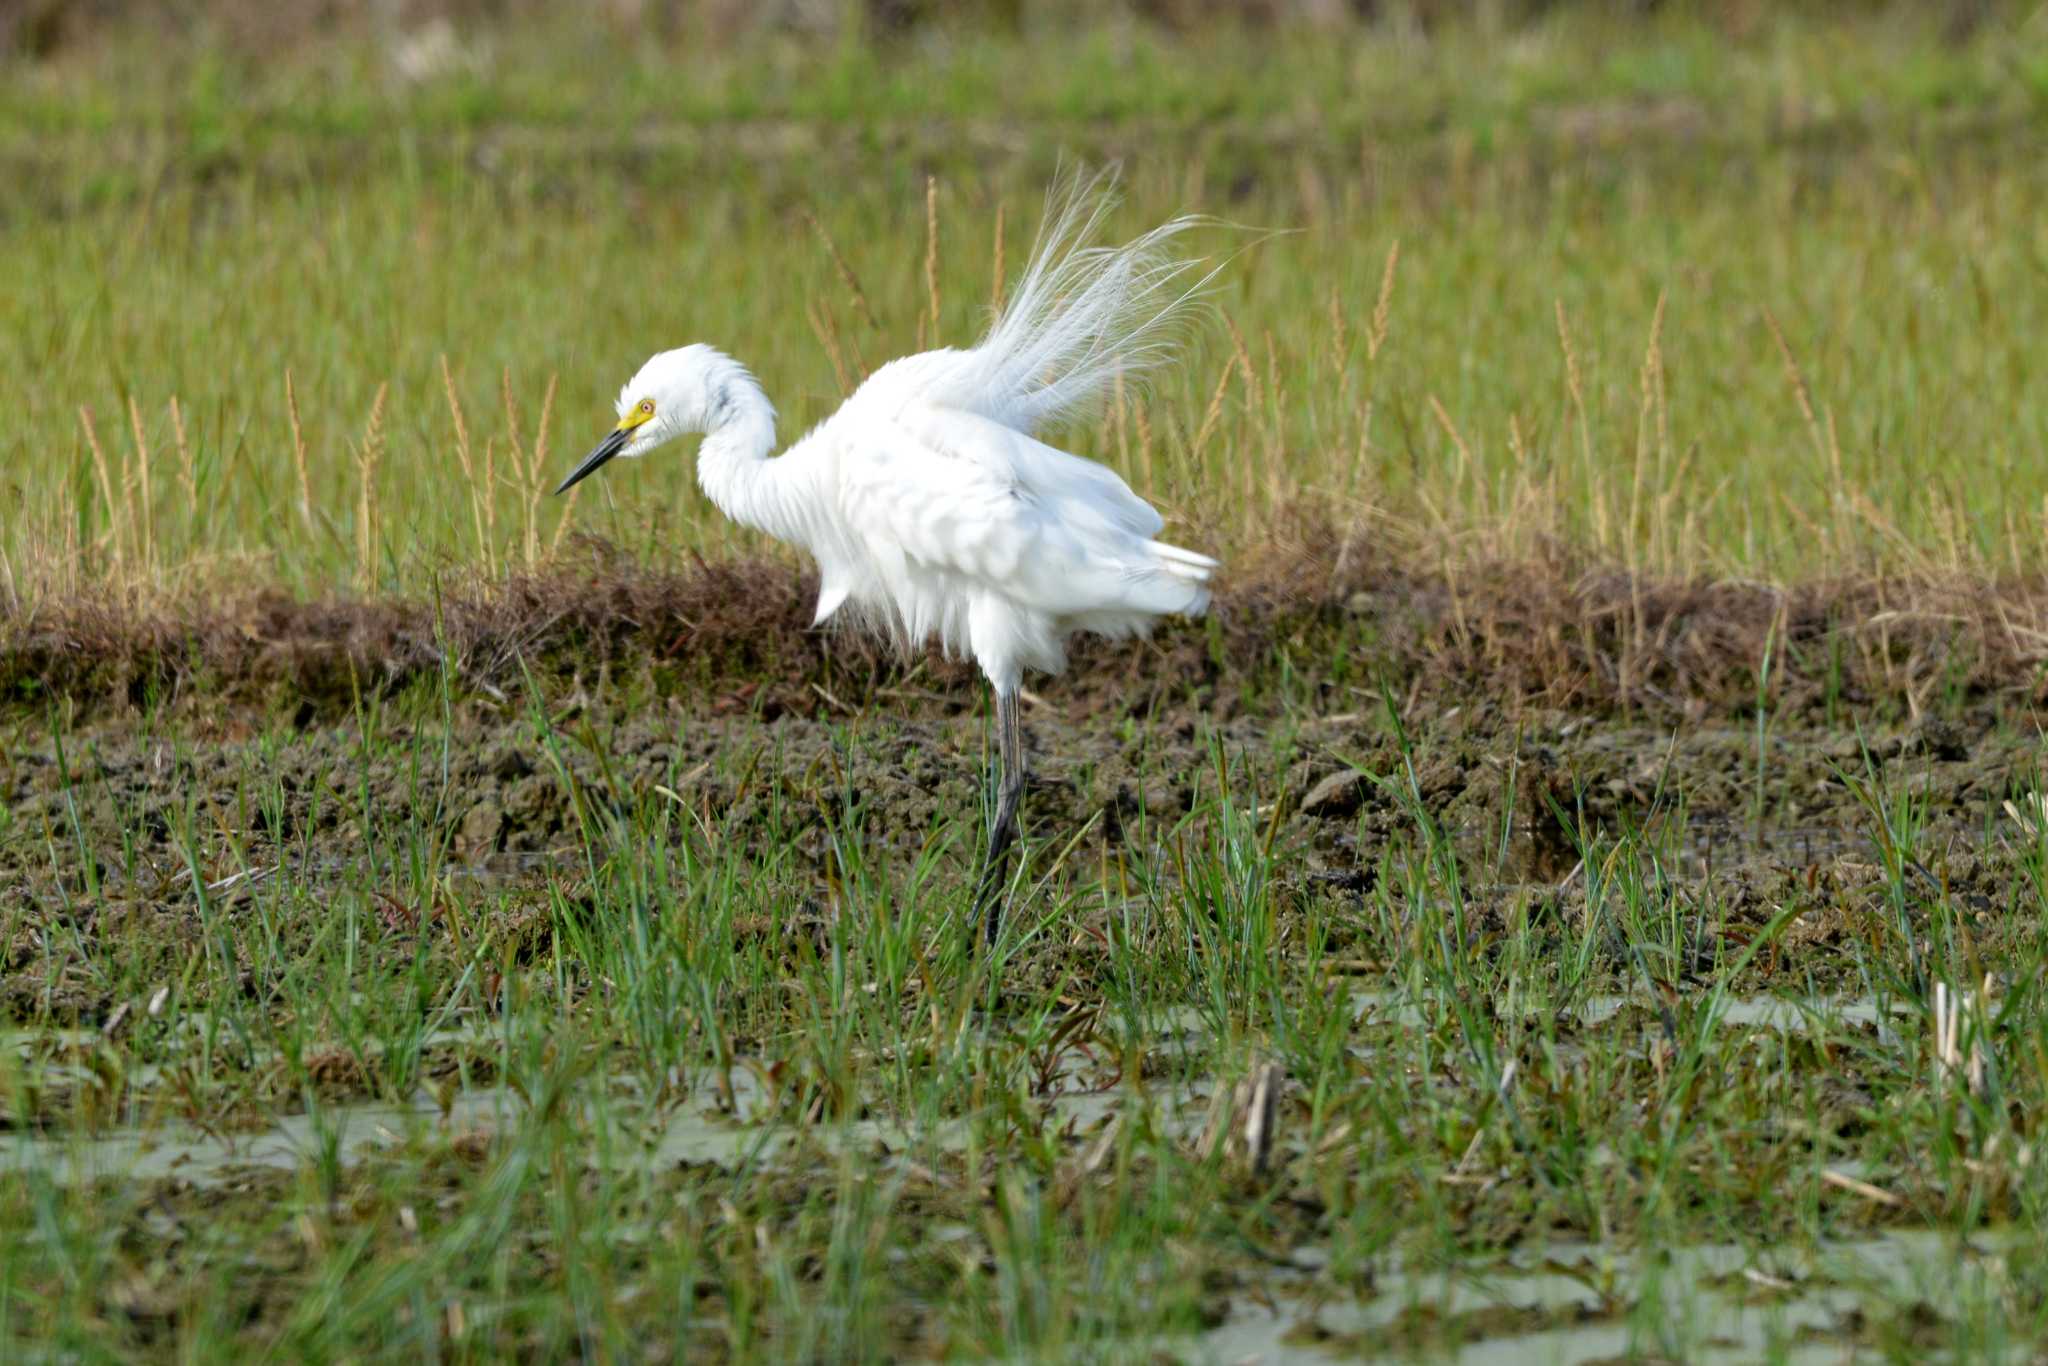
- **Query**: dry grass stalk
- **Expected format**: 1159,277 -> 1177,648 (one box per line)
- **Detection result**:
285,369 -> 312,530
528,374 -> 558,569
1822,1168 -> 1902,1208
501,365 -> 540,567
1427,394 -> 1476,509
1824,403 -> 1851,563
127,395 -> 154,574
1761,307 -> 1828,464
1111,370 -> 1129,474
482,435 -> 499,573
988,201 -> 1006,314
354,383 -> 389,592
500,366 -> 527,470
1933,978 -> 1991,1097
923,174 -> 941,343
1188,361 -> 1234,463
1761,307 -> 1851,561
440,355 -> 490,567
802,209 -> 878,332
1326,285 -> 1349,380
1220,315 -> 1263,519
78,405 -> 121,574
1630,290 -> 1667,563
807,299 -> 854,397
169,396 -> 195,516
1196,1058 -> 1284,1174
1262,328 -> 1285,484
1352,241 -> 1400,480
1367,240 -> 1399,363
1555,299 -> 1601,550
441,356 -> 475,478
1134,398 -> 1155,489
1222,314 -> 1259,406
1622,293 -> 1669,691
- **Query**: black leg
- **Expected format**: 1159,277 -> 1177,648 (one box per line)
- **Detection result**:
974,687 -> 1025,947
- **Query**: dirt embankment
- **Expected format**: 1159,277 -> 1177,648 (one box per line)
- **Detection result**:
7,530 -> 2048,728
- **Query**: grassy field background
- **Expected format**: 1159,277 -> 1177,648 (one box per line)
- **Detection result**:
10,4 -> 2048,1361
5,2 -> 2048,605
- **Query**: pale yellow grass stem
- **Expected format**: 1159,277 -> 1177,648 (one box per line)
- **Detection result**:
1134,399 -> 1155,490
440,357 -> 489,571
1354,241 -> 1400,485
285,369 -> 312,530
1427,395 -> 1475,514
807,300 -> 854,397
1326,286 -> 1348,381
170,396 -> 194,517
525,374 -> 558,569
1630,291 -> 1666,568
1555,300 -> 1601,551
803,209 -> 879,332
1761,307 -> 1848,559
1368,241 -> 1399,363
127,395 -> 154,574
354,383 -> 388,591
500,367 -> 527,473
923,175 -> 941,344
1188,362 -> 1234,465
78,405 -> 121,574
482,433 -> 498,572
989,201 -> 1006,315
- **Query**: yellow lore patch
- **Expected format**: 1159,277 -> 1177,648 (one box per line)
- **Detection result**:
615,398 -> 656,432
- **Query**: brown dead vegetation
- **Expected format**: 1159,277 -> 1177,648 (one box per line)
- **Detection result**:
5,522 -> 2044,724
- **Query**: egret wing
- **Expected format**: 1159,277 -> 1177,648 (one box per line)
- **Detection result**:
835,402 -> 1160,618
890,401 -> 1165,540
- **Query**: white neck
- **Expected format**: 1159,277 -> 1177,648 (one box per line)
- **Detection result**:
691,362 -> 811,546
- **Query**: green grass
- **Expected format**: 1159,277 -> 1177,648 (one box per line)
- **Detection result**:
4,4 -> 2048,601
11,4 -> 2044,140
9,6 -> 2048,1359
6,668 -> 2048,1356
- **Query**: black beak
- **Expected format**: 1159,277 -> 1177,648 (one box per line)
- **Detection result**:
555,427 -> 631,495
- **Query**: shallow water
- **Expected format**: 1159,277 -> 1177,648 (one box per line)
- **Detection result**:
1351,988 -> 1912,1037
0,1087 -> 516,1188
1191,1230 -> 2005,1363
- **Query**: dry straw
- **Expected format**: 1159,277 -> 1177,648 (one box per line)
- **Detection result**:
285,369 -> 312,530
1352,240 -> 1399,480
170,396 -> 195,516
441,356 -> 492,570
353,383 -> 389,591
989,201 -> 1007,314
127,395 -> 154,574
78,406 -> 118,571
923,175 -> 942,345
807,300 -> 855,397
1762,306 -> 1853,562
1554,299 -> 1600,549
502,368 -> 559,569
802,208 -> 879,333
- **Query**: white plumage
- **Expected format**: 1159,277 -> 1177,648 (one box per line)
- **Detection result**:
556,174 -> 1221,940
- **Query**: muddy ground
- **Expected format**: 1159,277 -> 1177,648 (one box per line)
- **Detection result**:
5,675 -> 2041,1020
5,643 -> 2045,1358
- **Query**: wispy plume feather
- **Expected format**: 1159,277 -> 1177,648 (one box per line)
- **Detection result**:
944,167 -> 1219,434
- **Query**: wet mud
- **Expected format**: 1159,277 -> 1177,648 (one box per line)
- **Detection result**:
4,681 -> 2040,1023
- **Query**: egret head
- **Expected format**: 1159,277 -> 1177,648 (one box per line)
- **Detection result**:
555,345 -> 727,494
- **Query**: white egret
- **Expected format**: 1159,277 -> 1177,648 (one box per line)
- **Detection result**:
556,176 -> 1220,942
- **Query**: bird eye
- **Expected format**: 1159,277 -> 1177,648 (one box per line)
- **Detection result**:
639,399 -> 655,414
